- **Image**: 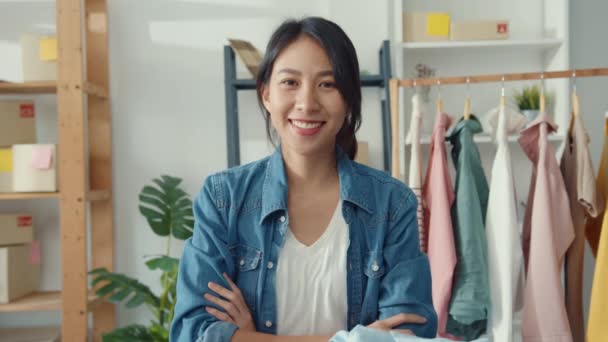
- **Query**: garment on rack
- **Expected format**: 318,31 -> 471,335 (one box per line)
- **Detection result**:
422,112 -> 456,338
330,324 -> 490,342
480,104 -> 527,136
445,115 -> 489,341
560,111 -> 603,342
407,94 -> 426,252
586,115 -> 608,342
485,106 -> 524,342
518,112 -> 574,342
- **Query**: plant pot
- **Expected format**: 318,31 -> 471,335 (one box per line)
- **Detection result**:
521,109 -> 540,125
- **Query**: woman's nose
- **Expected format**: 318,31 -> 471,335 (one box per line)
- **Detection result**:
295,85 -> 321,113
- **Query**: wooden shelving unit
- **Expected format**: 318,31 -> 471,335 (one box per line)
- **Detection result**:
0,0 -> 115,341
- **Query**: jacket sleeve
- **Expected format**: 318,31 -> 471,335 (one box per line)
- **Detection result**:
377,187 -> 438,338
170,175 -> 238,342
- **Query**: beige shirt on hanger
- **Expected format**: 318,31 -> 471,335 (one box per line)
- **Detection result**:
560,111 -> 603,342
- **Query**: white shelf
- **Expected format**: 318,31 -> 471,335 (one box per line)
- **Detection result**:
400,38 -> 563,52
406,134 -> 565,146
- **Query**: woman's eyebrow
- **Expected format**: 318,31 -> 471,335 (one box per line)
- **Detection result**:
277,68 -> 334,77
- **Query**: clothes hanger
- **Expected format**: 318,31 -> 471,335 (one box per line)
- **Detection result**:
569,70 -> 580,134
572,70 -> 580,118
463,77 -> 471,120
436,79 -> 443,113
500,75 -> 506,109
540,72 -> 546,113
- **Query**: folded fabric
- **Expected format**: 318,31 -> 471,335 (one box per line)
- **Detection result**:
330,325 -> 490,342
480,105 -> 527,137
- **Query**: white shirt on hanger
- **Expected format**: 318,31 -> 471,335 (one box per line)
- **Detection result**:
485,105 -> 525,342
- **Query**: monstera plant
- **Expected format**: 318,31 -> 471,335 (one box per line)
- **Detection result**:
89,175 -> 194,341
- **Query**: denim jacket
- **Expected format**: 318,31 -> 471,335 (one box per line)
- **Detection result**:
170,146 -> 437,341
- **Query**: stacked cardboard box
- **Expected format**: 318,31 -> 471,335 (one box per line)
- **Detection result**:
0,214 -> 40,304
0,100 -> 58,193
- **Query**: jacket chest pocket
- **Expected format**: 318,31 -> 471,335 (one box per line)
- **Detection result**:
229,244 -> 263,312
364,250 -> 385,279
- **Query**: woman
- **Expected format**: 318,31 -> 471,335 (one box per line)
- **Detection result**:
170,17 -> 437,342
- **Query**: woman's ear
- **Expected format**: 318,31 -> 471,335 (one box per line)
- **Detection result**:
261,85 -> 271,112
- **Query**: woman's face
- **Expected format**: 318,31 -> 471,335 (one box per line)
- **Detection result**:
262,35 -> 348,158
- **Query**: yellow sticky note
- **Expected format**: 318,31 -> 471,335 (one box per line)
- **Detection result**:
39,37 -> 58,61
426,13 -> 450,36
0,149 -> 12,172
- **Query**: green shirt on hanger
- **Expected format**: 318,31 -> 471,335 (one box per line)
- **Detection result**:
445,115 -> 490,341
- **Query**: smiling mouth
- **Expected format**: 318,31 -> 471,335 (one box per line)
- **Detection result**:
288,119 -> 325,128
288,119 -> 326,136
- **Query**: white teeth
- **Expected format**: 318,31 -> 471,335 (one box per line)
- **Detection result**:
291,120 -> 323,129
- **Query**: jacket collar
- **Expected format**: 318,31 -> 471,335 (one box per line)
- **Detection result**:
259,145 -> 373,224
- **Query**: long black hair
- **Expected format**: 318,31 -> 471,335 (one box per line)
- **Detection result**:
255,17 -> 362,160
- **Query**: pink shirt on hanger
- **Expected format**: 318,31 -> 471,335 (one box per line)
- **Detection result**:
518,112 -> 574,342
422,112 -> 457,338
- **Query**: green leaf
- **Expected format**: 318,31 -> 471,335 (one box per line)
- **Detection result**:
139,175 -> 194,240
108,287 -> 132,302
102,324 -> 155,342
126,293 -> 147,308
96,282 -> 120,297
146,256 -> 179,273
89,269 -> 160,308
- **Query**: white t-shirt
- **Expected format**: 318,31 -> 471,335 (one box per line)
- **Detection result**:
276,200 -> 349,336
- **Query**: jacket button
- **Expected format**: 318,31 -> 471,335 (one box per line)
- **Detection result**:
239,259 -> 245,266
372,262 -> 380,272
267,261 -> 274,269
279,215 -> 286,223
265,320 -> 273,328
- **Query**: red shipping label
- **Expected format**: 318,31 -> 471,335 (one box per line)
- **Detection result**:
17,215 -> 33,227
20,104 -> 35,118
497,23 -> 508,34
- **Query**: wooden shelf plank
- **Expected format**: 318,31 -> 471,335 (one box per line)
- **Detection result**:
0,326 -> 61,341
0,81 -> 108,98
0,190 -> 111,201
0,291 -> 100,313
0,81 -> 57,94
0,192 -> 60,200
87,190 -> 111,202
400,38 -> 563,51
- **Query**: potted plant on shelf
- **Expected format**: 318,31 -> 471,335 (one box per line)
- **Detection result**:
513,85 -> 541,123
89,175 -> 194,342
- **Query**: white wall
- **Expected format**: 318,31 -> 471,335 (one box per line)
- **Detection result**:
0,0 -> 389,330
569,0 -> 608,326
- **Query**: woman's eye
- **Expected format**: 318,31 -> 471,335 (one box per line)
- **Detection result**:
281,79 -> 297,86
320,81 -> 335,88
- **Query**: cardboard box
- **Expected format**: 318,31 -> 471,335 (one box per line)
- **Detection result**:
0,327 -> 60,342
0,214 -> 34,246
0,147 -> 13,192
403,12 -> 450,42
12,144 -> 58,192
0,34 -> 57,83
0,100 -> 37,147
450,20 -> 509,41
0,244 -> 41,304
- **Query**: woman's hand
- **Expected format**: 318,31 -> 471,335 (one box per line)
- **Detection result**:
367,313 -> 427,336
204,273 -> 256,332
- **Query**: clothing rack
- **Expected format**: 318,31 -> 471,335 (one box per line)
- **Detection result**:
389,67 -> 608,178
224,40 -> 394,172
